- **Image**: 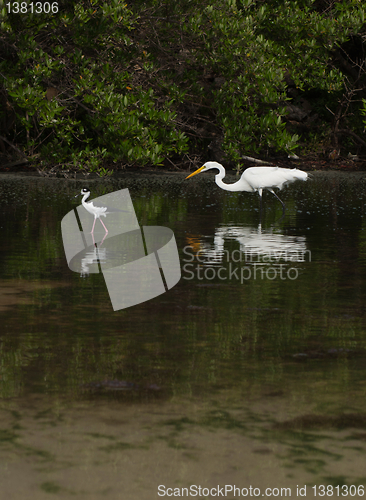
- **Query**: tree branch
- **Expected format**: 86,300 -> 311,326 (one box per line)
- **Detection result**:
0,135 -> 28,160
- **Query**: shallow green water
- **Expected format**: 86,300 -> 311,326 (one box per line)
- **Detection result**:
1,171 -> 366,498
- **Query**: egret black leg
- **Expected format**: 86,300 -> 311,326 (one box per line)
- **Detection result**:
258,188 -> 263,218
269,189 -> 286,213
258,195 -> 263,221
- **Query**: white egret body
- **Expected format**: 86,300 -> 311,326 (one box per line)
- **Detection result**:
186,161 -> 308,210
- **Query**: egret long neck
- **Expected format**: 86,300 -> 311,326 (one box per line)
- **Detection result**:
215,171 -> 253,192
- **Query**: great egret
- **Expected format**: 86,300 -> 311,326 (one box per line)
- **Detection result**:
186,161 -> 308,211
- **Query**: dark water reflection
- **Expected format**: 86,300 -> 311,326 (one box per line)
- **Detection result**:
1,171 -> 366,498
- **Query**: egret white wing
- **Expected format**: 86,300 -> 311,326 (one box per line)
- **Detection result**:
243,166 -> 307,191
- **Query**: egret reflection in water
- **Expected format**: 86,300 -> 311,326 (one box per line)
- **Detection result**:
187,224 -> 309,265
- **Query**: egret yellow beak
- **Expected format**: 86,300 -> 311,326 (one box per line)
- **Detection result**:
185,166 -> 205,179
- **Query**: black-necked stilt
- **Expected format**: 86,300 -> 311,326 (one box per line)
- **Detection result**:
75,188 -> 118,234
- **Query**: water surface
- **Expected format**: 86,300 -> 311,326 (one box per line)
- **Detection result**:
1,170 -> 366,498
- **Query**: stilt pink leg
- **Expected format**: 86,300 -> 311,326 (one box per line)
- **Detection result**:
99,231 -> 108,246
91,218 -> 97,233
99,218 -> 108,233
